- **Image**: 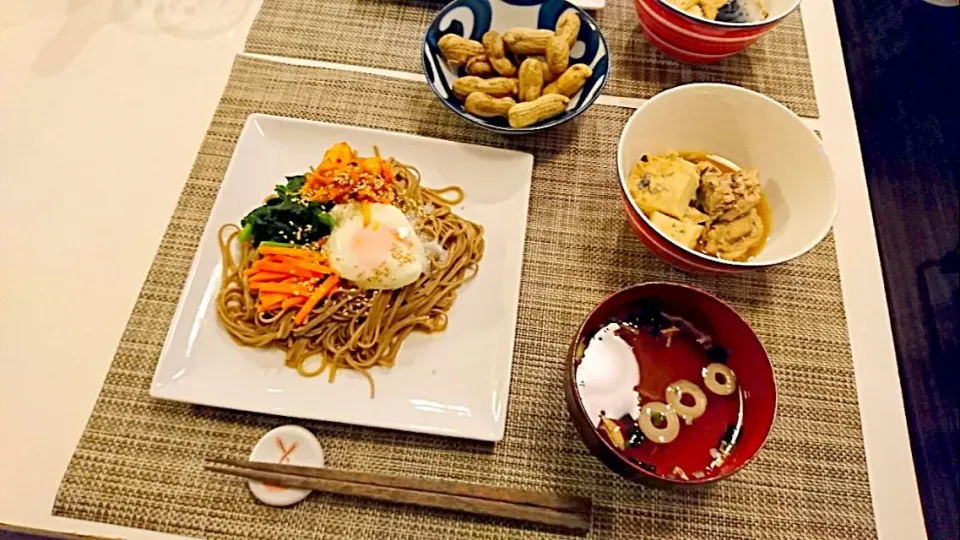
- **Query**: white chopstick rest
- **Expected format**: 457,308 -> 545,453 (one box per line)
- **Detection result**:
248,425 -> 324,506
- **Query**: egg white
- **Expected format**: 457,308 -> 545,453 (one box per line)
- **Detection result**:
325,202 -> 427,290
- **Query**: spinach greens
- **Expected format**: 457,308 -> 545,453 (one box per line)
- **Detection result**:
239,175 -> 335,246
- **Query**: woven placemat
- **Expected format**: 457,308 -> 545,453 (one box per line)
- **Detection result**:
53,56 -> 872,539
243,0 -> 819,117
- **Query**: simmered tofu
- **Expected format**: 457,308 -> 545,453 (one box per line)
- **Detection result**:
667,0 -> 699,9
700,0 -> 728,19
683,206 -> 710,225
628,152 -> 700,220
651,212 -> 704,249
702,208 -> 765,260
698,168 -> 762,221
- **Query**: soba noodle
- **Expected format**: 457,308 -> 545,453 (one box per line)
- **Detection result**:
216,155 -> 485,397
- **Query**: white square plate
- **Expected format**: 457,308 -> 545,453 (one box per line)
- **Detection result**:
150,114 -> 533,441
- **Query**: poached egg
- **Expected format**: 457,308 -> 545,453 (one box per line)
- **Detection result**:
325,202 -> 427,289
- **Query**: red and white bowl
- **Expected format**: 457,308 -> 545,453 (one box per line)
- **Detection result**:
617,83 -> 836,274
634,0 -> 802,64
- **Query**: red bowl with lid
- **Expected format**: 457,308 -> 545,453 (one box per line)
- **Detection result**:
634,0 -> 802,63
564,283 -> 776,485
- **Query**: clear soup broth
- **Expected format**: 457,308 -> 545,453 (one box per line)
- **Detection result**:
574,301 -> 744,481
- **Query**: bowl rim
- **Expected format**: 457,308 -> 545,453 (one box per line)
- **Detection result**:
421,0 -> 611,134
565,281 -> 778,485
617,82 -> 838,268
652,0 -> 802,30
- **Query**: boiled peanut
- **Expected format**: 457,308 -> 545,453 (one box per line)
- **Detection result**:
502,28 -> 555,55
518,58 -> 544,102
438,34 -> 484,67
464,92 -> 516,118
543,64 -> 592,97
465,55 -> 495,77
546,36 -> 570,76
481,31 -> 517,77
453,76 -> 518,100
508,94 -> 570,128
555,10 -> 581,47
536,58 -> 558,83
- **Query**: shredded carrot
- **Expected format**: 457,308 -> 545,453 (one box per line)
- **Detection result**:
258,301 -> 285,313
250,282 -> 312,294
248,271 -> 288,283
258,293 -> 286,305
281,296 -> 306,310
257,292 -> 288,313
275,257 -> 333,275
361,201 -> 371,227
253,261 -> 317,279
294,275 -> 340,326
257,246 -> 323,259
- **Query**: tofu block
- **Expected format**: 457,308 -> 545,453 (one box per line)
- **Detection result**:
628,154 -> 700,220
683,206 -> 710,225
651,212 -> 704,249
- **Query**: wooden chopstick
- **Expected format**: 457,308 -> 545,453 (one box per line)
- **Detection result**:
211,458 -> 591,513
207,458 -> 592,534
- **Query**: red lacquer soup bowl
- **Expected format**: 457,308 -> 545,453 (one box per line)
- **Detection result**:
633,0 -> 801,64
564,283 -> 776,485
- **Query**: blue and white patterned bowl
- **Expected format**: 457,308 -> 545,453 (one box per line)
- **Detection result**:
422,0 -> 610,134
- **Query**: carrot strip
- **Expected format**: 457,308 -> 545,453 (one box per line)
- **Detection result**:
274,257 -> 332,274
258,302 -> 284,313
257,292 -> 288,313
257,246 -> 323,259
248,271 -> 288,283
294,275 -> 340,326
253,261 -> 317,279
250,282 -> 312,294
281,296 -> 306,310
251,258 -> 280,272
258,292 -> 286,303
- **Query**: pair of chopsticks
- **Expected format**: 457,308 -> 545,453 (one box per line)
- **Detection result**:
207,458 -> 593,533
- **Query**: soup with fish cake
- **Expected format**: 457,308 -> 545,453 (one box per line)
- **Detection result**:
574,300 -> 744,481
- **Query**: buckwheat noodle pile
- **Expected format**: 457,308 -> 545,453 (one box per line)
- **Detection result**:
216,155 -> 484,397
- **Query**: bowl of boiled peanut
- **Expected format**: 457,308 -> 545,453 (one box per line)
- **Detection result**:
423,0 -> 609,133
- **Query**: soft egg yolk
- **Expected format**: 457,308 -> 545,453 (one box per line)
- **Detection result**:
350,221 -> 413,274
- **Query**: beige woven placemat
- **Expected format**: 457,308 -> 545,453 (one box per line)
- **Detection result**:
53,56 -> 872,539
243,0 -> 819,117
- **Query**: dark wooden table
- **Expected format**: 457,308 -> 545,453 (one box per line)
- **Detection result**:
834,1 -> 960,539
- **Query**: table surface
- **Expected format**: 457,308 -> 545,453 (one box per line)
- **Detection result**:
0,1 -> 928,538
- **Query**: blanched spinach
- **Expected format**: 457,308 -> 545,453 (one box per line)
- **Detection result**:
239,175 -> 335,246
